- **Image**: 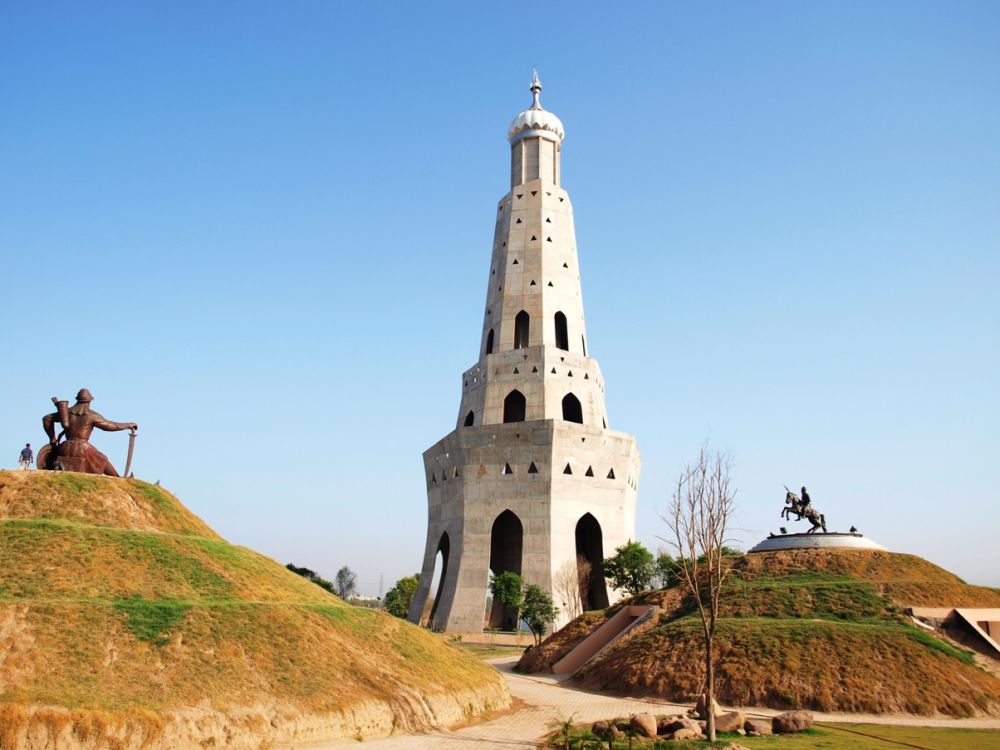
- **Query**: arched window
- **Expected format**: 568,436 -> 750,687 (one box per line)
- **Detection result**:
463,411 -> 475,427
562,393 -> 583,424
503,390 -> 526,423
554,312 -> 569,351
514,311 -> 530,349
485,328 -> 495,355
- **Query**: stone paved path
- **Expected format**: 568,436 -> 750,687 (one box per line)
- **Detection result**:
310,657 -> 1000,749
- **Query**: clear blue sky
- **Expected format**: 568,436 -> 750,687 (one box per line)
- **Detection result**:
2,2 -> 998,594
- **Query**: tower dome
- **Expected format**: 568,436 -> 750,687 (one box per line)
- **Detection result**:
508,71 -> 565,144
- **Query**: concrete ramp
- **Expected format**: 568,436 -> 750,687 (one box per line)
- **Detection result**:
552,605 -> 657,675
909,607 -> 1000,659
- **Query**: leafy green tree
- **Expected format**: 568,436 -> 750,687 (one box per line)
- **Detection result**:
383,574 -> 420,618
520,583 -> 558,645
285,563 -> 335,593
654,551 -> 680,589
335,565 -> 358,600
602,540 -> 655,596
489,571 -> 524,630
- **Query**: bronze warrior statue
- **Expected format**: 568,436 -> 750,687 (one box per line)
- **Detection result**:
40,389 -> 137,476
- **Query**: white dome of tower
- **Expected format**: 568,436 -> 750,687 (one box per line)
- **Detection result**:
508,71 -> 565,144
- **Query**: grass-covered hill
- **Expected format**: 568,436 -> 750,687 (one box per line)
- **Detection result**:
0,470 -> 509,749
519,548 -> 1000,717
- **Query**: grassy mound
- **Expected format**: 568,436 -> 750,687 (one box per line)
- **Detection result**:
522,548 -> 1000,717
0,471 -> 509,748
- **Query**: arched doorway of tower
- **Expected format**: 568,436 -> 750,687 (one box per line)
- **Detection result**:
562,393 -> 583,423
514,310 -> 530,349
424,531 -> 450,628
488,509 -> 523,630
503,389 -> 526,423
575,513 -> 609,610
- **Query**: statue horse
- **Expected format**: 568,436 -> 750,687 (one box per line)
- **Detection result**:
782,490 -> 827,533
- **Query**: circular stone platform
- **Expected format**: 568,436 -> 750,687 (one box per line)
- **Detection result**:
749,532 -> 886,553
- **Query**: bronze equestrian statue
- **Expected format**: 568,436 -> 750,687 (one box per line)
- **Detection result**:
782,486 -> 827,533
39,389 -> 137,476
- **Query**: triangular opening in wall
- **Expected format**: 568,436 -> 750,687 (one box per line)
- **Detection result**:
551,367 -> 557,374
478,464 -> 487,476
563,464 -> 572,475
516,218 -> 522,224
498,286 -> 502,292
531,366 -> 538,373
512,258 -> 519,264
546,191 -> 552,196
517,193 -> 523,199
531,190 -> 537,196
431,473 -> 437,484
546,217 -> 552,223
584,374 -> 589,379
530,279 -> 536,286
548,282 -> 554,287
607,468 -> 616,479
513,367 -> 519,374
602,419 -> 607,429
563,262 -> 569,268
567,371 -> 573,377
502,242 -> 506,247
528,462 -> 538,474
559,197 -> 564,202
546,237 -> 552,242
492,269 -> 496,275
502,463 -> 513,475
585,466 -> 594,477
454,467 -> 460,478
530,235 -> 537,241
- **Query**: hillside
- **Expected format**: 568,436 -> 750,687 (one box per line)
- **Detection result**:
0,470 -> 509,749
518,548 -> 1000,717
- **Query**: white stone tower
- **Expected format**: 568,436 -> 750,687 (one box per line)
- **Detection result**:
409,74 -> 640,632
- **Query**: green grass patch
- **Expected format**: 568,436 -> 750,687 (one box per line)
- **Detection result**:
113,597 -> 190,646
904,627 -> 977,665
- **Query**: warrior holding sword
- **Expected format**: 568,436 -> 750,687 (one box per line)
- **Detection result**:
40,389 -> 137,476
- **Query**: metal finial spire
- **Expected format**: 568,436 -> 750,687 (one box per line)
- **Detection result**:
530,69 -> 542,110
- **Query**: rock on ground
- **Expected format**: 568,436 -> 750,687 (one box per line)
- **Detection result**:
773,710 -> 814,733
629,713 -> 657,739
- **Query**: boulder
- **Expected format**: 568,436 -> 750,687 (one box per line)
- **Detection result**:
661,717 -> 699,735
713,710 -> 746,733
695,694 -> 722,719
630,713 -> 658,739
744,718 -> 772,736
772,711 -> 814,734
672,727 -> 706,740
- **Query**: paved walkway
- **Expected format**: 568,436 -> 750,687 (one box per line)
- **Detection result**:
312,657 -> 1000,749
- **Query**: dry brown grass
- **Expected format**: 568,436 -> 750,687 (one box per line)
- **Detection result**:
523,548 -> 1000,716
0,472 -> 509,747
0,471 -> 219,538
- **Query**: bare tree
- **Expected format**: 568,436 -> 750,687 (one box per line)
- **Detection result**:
553,556 -> 592,622
553,561 -> 581,621
335,565 -> 359,600
663,447 -> 737,742
576,555 -> 592,612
